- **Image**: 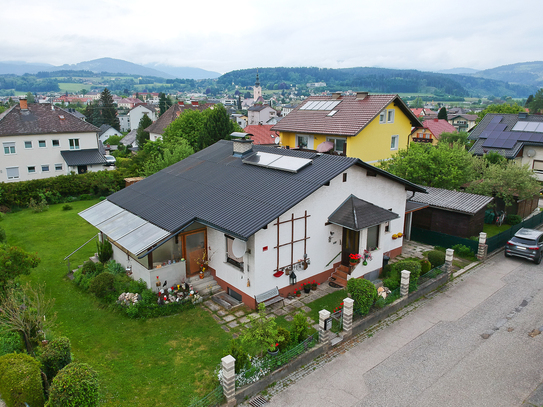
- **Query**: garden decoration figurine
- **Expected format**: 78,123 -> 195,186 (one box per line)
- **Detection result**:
349,253 -> 362,265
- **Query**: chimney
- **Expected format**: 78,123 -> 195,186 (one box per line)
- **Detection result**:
356,91 -> 369,100
19,97 -> 28,110
230,132 -> 254,157
331,92 -> 342,100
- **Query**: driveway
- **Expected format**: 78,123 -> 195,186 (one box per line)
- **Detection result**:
263,254 -> 543,407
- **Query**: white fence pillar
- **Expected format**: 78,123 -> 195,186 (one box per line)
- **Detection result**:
445,248 -> 454,279
477,232 -> 488,260
400,270 -> 411,297
221,355 -> 236,406
342,297 -> 354,336
319,309 -> 331,346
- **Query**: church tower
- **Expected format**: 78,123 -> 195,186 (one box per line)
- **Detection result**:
253,70 -> 262,102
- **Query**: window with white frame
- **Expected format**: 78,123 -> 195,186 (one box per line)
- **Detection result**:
379,111 -> 386,124
327,137 -> 346,154
6,167 -> 19,179
297,135 -> 308,148
55,163 -> 63,171
226,235 -> 244,269
38,140 -> 46,148
3,142 -> 15,155
24,141 -> 32,149
69,139 -> 80,150
28,166 -> 36,173
52,140 -> 60,147
366,225 -> 380,251
390,135 -> 399,150
387,109 -> 395,123
41,165 -> 50,172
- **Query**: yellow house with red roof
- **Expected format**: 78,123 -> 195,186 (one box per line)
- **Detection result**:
272,92 -> 422,163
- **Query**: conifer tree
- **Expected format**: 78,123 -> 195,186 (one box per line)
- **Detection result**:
99,88 -> 120,131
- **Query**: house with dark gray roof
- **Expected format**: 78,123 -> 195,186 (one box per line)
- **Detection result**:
98,124 -> 123,144
469,112 -> 543,181
80,136 -> 424,308
0,99 -> 107,182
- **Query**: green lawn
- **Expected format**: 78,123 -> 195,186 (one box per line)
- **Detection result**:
2,200 -> 230,406
483,223 -> 511,237
58,83 -> 90,93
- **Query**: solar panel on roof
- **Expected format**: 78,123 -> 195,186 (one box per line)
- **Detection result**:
536,123 -> 543,133
503,139 -> 517,149
243,152 -> 312,173
512,122 -> 528,131
490,116 -> 503,124
524,122 -> 539,132
312,101 -> 327,110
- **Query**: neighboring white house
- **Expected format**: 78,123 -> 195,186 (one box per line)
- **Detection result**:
128,104 -> 157,131
79,137 -> 424,309
0,99 -> 106,182
98,124 -> 123,144
247,104 -> 277,125
118,115 -> 130,132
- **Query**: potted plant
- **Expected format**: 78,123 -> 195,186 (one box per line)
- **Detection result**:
295,289 -> 301,298
268,342 -> 279,356
311,280 -> 317,290
349,253 -> 362,265
196,249 -> 209,279
302,283 -> 311,294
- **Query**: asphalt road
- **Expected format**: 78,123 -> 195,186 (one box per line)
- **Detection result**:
265,254 -> 543,407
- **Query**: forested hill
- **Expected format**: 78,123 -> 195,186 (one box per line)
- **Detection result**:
218,67 -> 536,98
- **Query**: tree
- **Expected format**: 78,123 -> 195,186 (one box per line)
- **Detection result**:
135,114 -> 153,148
140,139 -> 194,176
437,107 -> 447,119
26,92 -> 35,103
411,97 -> 424,108
438,131 -> 470,147
240,303 -> 284,356
528,88 -> 543,114
104,135 -> 123,145
159,93 -> 172,116
99,88 -> 120,131
378,142 -> 476,190
0,283 -> 56,355
476,103 -> 526,123
525,94 -> 534,107
163,109 -> 206,151
201,104 -> 235,149
0,244 -> 40,293
467,159 -> 540,206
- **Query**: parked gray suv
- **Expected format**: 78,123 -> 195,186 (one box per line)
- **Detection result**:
505,228 -> 543,264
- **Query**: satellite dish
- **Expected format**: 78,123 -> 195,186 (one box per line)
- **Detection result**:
527,148 -> 536,158
274,137 -> 280,145
232,239 -> 247,258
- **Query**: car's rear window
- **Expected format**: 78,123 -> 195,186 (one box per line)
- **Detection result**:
511,236 -> 538,246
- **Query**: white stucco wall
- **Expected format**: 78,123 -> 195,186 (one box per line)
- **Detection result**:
208,164 -> 406,300
515,146 -> 543,182
1,131 -> 99,182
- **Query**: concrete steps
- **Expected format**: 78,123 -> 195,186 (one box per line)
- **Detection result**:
212,291 -> 242,310
329,264 -> 349,287
187,274 -> 221,298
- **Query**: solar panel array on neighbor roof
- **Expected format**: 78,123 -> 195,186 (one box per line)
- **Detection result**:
478,116 -> 543,149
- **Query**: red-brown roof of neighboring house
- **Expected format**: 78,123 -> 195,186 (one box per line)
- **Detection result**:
422,119 -> 456,139
411,108 -> 425,116
0,103 -> 99,136
145,103 -> 206,135
244,124 -> 278,145
272,94 -> 421,137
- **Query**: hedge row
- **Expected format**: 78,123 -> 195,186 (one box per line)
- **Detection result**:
0,170 -> 127,208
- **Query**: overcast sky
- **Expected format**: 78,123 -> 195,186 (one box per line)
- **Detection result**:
2,0 -> 542,74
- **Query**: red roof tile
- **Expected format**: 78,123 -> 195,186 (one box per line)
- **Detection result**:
244,125 -> 278,145
272,94 -> 420,137
422,119 -> 457,139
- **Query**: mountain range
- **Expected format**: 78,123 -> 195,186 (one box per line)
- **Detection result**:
0,58 -> 222,80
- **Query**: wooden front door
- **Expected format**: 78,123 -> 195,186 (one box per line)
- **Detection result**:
183,229 -> 207,277
341,228 -> 360,266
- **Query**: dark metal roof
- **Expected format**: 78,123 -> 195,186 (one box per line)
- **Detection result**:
405,201 -> 429,213
328,195 -> 399,231
409,186 -> 493,215
106,141 -> 424,240
61,149 -> 107,166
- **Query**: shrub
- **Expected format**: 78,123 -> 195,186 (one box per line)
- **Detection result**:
392,260 -> 422,291
506,214 -> 522,226
0,226 -> 5,243
374,296 -> 386,309
0,353 -> 45,407
382,277 -> 400,291
451,244 -> 474,259
228,339 -> 249,374
427,250 -> 446,268
290,312 -> 308,345
79,194 -> 93,200
81,260 -> 96,275
97,239 -> 113,264
0,331 -> 24,356
62,204 -> 73,211
381,263 -> 393,278
46,362 -> 99,407
240,303 -> 283,355
277,327 -> 291,352
346,278 -> 377,316
420,259 -> 431,275
88,272 -> 115,298
106,259 -> 125,275
29,197 -> 49,213
40,337 -> 72,382
74,269 -> 94,291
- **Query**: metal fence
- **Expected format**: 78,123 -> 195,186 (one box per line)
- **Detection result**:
418,265 -> 444,285
236,333 -> 318,387
486,211 -> 543,253
187,385 -> 224,407
410,227 -> 479,252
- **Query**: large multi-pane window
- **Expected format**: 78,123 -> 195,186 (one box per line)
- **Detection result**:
3,142 -> 15,155
69,139 -> 80,150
